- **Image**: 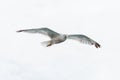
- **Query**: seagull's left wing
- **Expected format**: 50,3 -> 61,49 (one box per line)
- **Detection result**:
16,28 -> 60,38
67,34 -> 101,48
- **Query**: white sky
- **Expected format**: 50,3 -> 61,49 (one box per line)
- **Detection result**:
0,0 -> 119,80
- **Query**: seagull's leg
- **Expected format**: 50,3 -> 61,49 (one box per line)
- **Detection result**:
46,42 -> 52,47
41,40 -> 52,47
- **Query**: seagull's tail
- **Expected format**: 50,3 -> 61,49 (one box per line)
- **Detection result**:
41,41 -> 52,47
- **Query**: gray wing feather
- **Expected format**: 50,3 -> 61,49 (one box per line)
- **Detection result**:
16,28 -> 60,38
67,34 -> 100,48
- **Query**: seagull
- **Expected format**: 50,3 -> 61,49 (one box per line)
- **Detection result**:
16,27 -> 101,48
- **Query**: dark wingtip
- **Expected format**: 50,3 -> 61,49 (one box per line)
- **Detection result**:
16,30 -> 23,33
95,42 -> 101,48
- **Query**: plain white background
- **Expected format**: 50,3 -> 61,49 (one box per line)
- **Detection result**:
0,0 -> 119,80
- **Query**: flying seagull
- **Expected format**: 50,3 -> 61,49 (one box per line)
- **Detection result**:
16,28 -> 101,48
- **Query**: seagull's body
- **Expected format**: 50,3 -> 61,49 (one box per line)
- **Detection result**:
17,28 -> 100,48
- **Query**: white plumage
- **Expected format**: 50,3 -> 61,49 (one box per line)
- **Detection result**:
17,27 -> 100,48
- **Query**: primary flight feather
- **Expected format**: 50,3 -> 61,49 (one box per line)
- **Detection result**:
17,27 -> 101,48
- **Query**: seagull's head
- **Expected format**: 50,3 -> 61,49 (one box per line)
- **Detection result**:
60,34 -> 67,40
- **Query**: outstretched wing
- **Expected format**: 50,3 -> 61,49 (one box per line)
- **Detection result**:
67,34 -> 100,48
16,28 -> 60,38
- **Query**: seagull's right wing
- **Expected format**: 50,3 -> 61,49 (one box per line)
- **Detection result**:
16,28 -> 60,38
67,34 -> 101,48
